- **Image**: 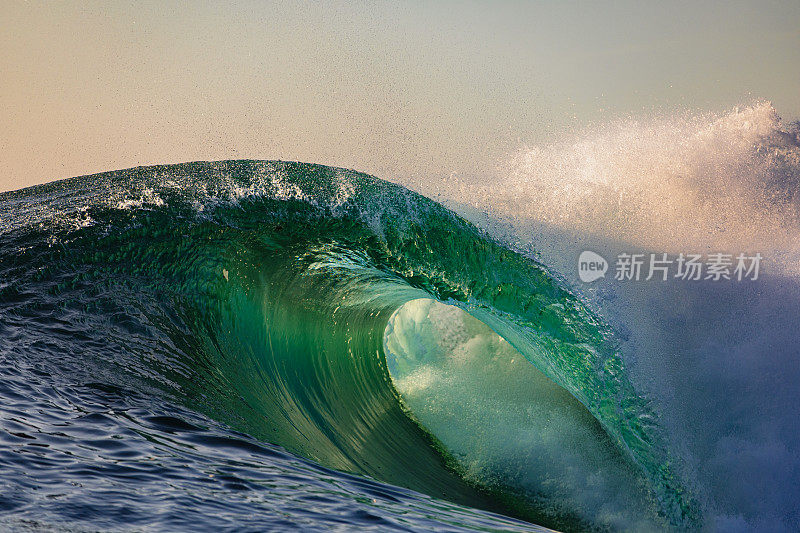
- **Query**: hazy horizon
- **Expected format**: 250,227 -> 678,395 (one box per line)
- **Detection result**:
2,0 -> 799,193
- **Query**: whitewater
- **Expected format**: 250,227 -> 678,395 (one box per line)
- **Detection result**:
0,102 -> 798,531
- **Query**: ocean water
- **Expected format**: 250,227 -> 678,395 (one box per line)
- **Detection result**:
1,102 -> 798,531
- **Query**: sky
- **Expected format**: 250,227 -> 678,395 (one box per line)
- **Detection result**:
1,0 -> 799,192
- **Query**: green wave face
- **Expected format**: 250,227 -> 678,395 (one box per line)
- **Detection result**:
0,161 -> 698,531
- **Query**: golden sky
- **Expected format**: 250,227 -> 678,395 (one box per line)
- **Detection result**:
2,1 -> 799,192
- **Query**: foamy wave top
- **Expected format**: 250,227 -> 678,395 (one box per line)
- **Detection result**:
438,102 -> 800,271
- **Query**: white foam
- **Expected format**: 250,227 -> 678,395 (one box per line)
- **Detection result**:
413,102 -> 800,275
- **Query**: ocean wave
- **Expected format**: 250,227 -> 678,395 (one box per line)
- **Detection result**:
0,161 -> 698,530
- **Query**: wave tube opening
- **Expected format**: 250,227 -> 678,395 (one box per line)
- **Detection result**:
384,298 -> 667,531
